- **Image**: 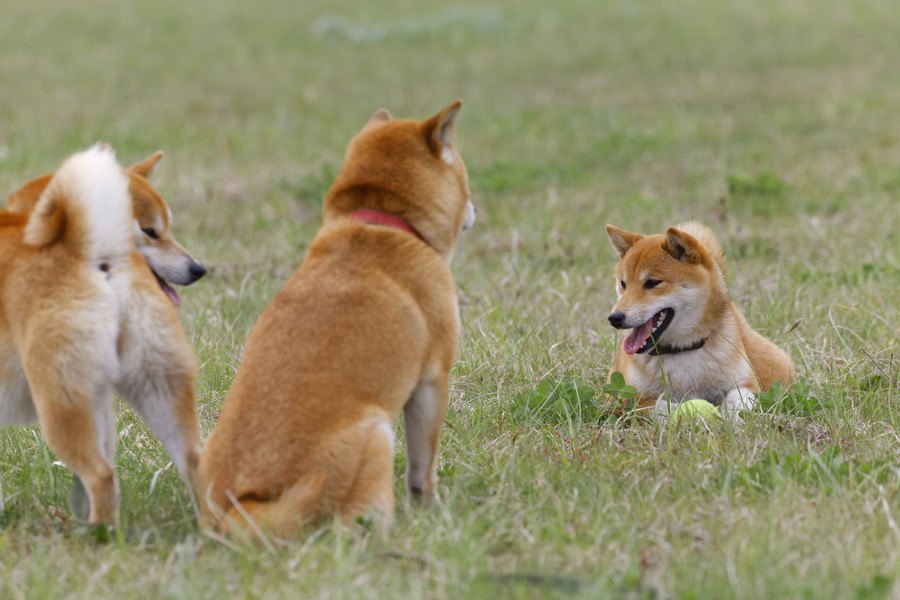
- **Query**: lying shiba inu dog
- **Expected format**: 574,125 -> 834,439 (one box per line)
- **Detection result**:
0,146 -> 201,525
605,221 -> 794,418
199,101 -> 475,537
7,150 -> 206,304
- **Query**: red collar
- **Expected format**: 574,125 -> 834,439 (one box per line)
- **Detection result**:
347,209 -> 424,241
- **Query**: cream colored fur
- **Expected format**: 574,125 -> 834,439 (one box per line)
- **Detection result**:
606,221 -> 794,419
199,101 -> 473,538
0,147 -> 202,525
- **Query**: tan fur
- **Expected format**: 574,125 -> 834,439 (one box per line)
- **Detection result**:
605,221 -> 794,417
0,147 -> 202,525
199,101 -> 474,537
8,151 -> 206,288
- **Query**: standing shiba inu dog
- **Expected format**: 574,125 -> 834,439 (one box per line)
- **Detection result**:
199,101 -> 475,537
605,221 -> 793,418
0,146 -> 202,525
8,150 -> 207,303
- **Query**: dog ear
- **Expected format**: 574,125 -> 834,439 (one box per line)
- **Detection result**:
363,108 -> 392,131
7,174 -> 52,214
606,225 -> 643,258
129,151 -> 164,179
424,100 -> 462,163
664,227 -> 703,263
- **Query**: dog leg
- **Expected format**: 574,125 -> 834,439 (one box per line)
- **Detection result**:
117,291 -> 200,510
71,478 -> 90,521
26,378 -> 118,525
118,372 -> 200,508
403,379 -> 448,503
340,420 -> 396,527
71,395 -> 117,521
722,386 -> 756,418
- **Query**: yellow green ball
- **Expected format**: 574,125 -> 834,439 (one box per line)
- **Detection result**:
668,399 -> 722,429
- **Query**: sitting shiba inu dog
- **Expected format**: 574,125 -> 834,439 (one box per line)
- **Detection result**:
0,146 -> 202,525
199,101 -> 475,537
605,221 -> 794,418
8,150 -> 206,302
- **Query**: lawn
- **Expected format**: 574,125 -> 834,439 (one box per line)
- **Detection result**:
0,0 -> 898,597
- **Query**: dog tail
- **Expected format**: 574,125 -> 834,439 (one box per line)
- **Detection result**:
23,144 -> 133,262
675,220 -> 726,274
218,471 -> 327,540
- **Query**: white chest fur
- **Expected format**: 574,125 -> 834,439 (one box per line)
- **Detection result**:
626,340 -> 753,405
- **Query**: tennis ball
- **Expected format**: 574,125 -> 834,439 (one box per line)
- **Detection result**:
668,399 -> 722,429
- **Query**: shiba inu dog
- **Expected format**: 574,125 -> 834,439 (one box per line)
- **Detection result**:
0,146 -> 202,525
199,101 -> 475,537
7,150 -> 206,305
605,221 -> 794,418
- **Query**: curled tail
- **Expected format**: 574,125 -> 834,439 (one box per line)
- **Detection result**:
24,144 -> 132,262
216,471 -> 326,539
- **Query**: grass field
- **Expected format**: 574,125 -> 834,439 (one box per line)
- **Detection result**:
1,0 -> 899,597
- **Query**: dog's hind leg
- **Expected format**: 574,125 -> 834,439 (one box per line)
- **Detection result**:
118,368 -> 200,506
24,373 -> 119,525
116,289 -> 201,510
71,394 -> 117,521
20,305 -> 121,525
403,378 -> 449,504
340,418 -> 396,527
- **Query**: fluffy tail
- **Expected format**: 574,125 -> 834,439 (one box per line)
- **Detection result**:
217,471 -> 326,539
675,220 -> 726,274
23,144 -> 132,262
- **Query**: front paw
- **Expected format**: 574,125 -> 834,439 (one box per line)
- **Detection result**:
722,388 -> 756,419
407,483 -> 438,505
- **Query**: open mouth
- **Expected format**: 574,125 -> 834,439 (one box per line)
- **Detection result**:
152,269 -> 180,307
624,308 -> 674,355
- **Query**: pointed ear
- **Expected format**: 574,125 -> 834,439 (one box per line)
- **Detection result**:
129,151 -> 163,179
664,227 -> 703,263
363,108 -> 392,131
606,225 -> 643,258
424,100 -> 462,161
7,174 -> 52,213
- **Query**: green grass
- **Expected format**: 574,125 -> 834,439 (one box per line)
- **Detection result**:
1,0 -> 899,597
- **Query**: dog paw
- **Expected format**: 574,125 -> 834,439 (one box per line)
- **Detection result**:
722,388 -> 756,421
407,484 -> 438,505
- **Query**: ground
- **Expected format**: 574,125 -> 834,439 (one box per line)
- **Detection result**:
0,0 -> 898,598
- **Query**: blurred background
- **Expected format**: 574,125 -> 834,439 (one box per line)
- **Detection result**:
0,1 -> 897,596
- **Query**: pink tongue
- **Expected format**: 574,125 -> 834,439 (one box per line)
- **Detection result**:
158,279 -> 180,307
624,321 -> 652,354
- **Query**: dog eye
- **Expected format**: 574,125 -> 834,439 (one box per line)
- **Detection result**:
620,280 -> 626,290
644,279 -> 662,289
141,228 -> 159,240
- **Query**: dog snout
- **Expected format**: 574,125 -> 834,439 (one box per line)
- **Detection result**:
187,261 -> 207,283
608,311 -> 627,328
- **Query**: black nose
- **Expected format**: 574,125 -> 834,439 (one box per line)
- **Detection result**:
608,312 -> 627,328
188,261 -> 207,282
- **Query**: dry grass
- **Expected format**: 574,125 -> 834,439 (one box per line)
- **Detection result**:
0,0 -> 898,598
